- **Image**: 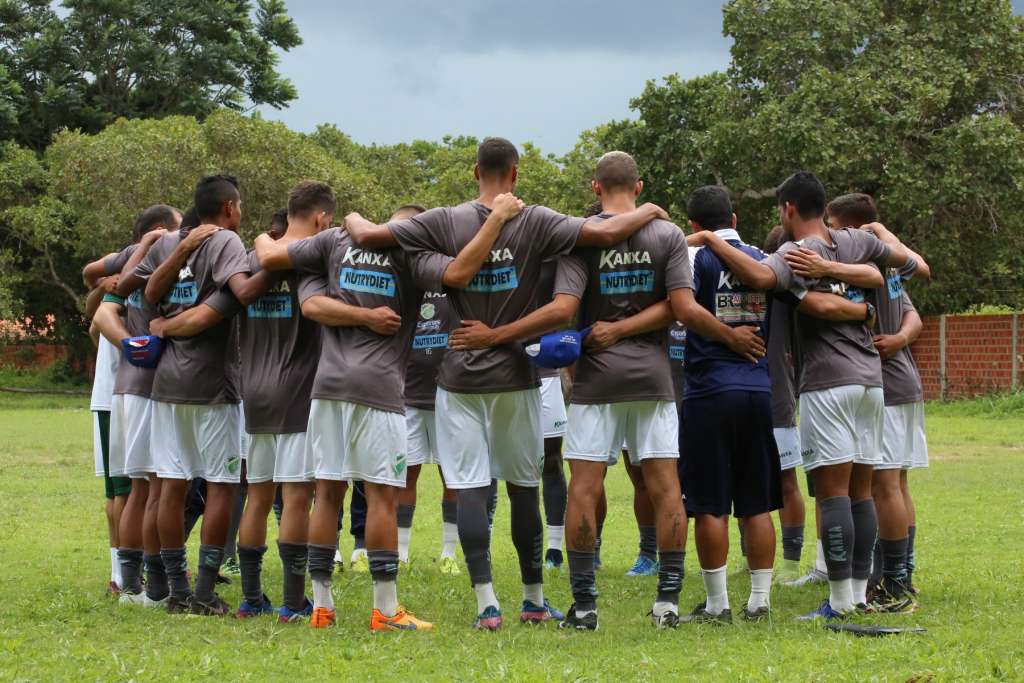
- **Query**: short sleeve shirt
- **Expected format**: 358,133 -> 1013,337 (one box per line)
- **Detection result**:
133,228 -> 249,404
105,244 -> 158,398
553,214 -> 693,405
404,291 -> 451,410
388,202 -> 585,394
767,293 -> 800,427
287,227 -> 446,414
875,260 -> 923,405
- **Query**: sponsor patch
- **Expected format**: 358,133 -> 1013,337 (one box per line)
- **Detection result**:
167,281 -> 198,305
599,269 -> 655,294
248,294 -> 292,318
467,266 -> 518,292
714,290 -> 767,324
340,268 -> 396,296
669,344 -> 686,361
127,289 -> 144,309
412,333 -> 448,350
886,272 -> 904,300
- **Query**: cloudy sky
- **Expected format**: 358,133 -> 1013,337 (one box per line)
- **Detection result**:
260,0 -> 1024,154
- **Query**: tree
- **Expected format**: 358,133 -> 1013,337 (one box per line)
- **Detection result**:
0,0 -> 301,150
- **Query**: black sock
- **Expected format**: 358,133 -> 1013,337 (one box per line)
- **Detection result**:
656,550 -> 685,604
486,479 -> 498,527
638,525 -> 657,560
781,526 -> 804,563
160,547 -> 191,600
238,544 -> 267,606
567,549 -> 597,611
870,538 -> 883,586
541,469 -> 567,527
369,549 -> 399,582
907,524 -> 917,583
850,499 -> 877,581
880,537 -> 909,587
397,503 -> 415,529
144,553 -> 169,601
819,496 -> 854,581
278,541 -> 308,612
441,499 -> 457,525
508,486 -> 544,586
194,544 -> 224,602
117,548 -> 144,594
307,544 -> 335,584
457,487 -> 493,585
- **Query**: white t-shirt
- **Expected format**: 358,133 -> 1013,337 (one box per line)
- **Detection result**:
90,336 -> 120,412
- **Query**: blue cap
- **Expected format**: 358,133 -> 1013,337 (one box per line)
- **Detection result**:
525,327 -> 591,369
121,335 -> 164,369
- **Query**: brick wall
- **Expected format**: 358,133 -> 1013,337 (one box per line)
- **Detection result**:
910,314 -> 1022,400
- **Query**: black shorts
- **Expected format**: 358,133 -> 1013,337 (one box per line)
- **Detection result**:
681,391 -> 782,518
96,411 -> 132,500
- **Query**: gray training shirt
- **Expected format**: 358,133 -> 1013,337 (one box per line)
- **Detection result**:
133,228 -> 249,404
553,214 -> 694,405
288,227 -> 449,415
105,244 -> 157,399
404,290 -> 451,411
767,294 -> 798,428
875,260 -> 924,406
388,202 -> 585,395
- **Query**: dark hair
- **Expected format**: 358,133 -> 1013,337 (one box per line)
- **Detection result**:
826,193 -> 878,227
288,181 -> 336,218
194,174 -> 240,221
132,204 -> 179,242
776,171 -> 826,219
594,151 -> 639,192
178,206 -> 199,231
583,200 -> 603,218
390,204 -> 426,221
762,225 -> 790,254
477,137 -> 519,178
687,185 -> 734,229
269,208 -> 288,239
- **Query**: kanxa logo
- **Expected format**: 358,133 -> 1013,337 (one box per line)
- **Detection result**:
599,250 -> 651,269
342,246 -> 390,267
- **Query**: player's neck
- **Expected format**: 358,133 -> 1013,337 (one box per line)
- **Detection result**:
791,217 -> 830,243
283,219 -> 319,241
477,182 -> 515,208
600,195 -> 637,215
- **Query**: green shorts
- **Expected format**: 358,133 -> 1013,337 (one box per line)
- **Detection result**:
96,411 -> 132,499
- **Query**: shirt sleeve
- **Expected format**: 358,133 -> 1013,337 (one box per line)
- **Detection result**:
297,274 -> 329,305
531,206 -> 586,257
202,286 -> 244,319
210,232 -> 251,288
900,291 -> 917,317
103,245 -> 133,276
407,250 -> 455,293
552,253 -> 587,299
133,235 -> 172,280
850,229 -> 892,271
665,229 -> 694,292
764,245 -> 810,300
388,208 -> 449,254
897,256 -> 919,281
287,229 -> 334,275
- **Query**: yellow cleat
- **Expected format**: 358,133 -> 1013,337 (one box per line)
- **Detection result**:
370,607 -> 434,632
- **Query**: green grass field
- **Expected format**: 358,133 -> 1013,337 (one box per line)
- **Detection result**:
0,394 -> 1022,681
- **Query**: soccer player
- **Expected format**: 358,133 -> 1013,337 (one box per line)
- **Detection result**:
693,171 -> 919,620
254,191 -> 525,631
825,193 -> 930,611
121,175 -> 265,615
344,138 -> 674,630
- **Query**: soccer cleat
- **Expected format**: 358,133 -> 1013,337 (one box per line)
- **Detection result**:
681,601 -> 733,625
870,583 -> 918,614
473,605 -> 503,631
334,549 -> 345,574
215,573 -> 231,585
278,599 -> 314,623
222,556 -> 241,576
351,553 -> 370,574
544,548 -> 564,571
190,593 -> 232,616
796,598 -> 849,622
625,555 -> 659,577
775,559 -> 801,584
558,604 -> 598,631
309,607 -> 336,629
370,607 -> 433,632
782,568 -> 828,587
118,591 -> 146,606
165,594 -> 193,615
143,593 -> 169,609
855,602 -> 876,615
650,607 -> 681,629
520,599 -> 564,623
743,606 -> 771,622
106,581 -> 121,596
235,594 -> 275,618
438,556 -> 461,576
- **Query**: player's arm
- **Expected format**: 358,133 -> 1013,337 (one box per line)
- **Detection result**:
144,225 -> 221,304
441,193 -> 523,288
225,269 -> 275,307
82,253 -> 117,289
873,296 -> 923,359
448,294 -> 580,351
863,223 -> 931,280
798,292 -> 874,323
668,287 -> 766,363
113,229 -> 168,296
575,203 -> 669,247
343,213 -> 400,249
150,304 -> 224,339
585,300 -> 673,352
783,249 -> 884,289
689,231 -> 778,290
300,296 -> 402,336
84,283 -> 108,320
254,232 -> 296,271
91,299 -> 131,346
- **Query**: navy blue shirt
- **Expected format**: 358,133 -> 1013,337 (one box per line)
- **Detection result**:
684,229 -> 771,399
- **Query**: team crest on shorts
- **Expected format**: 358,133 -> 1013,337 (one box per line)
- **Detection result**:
227,456 -> 241,474
393,453 -> 407,477
420,303 -> 435,320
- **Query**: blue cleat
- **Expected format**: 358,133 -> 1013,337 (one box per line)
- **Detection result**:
277,598 -> 314,623
626,555 -> 659,577
474,605 -> 503,631
520,599 -> 565,623
796,598 -> 849,622
235,594 -> 275,619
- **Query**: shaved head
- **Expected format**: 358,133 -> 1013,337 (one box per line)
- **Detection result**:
594,151 -> 640,193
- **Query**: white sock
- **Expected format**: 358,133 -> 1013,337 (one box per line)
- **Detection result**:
522,583 -> 544,606
351,547 -> 367,563
828,578 -> 854,613
334,549 -> 343,564
851,578 -> 868,605
651,601 -> 677,618
397,527 -> 412,562
747,569 -> 773,611
815,539 -> 827,574
312,576 -> 334,610
702,565 -> 729,615
546,525 -> 564,551
441,522 -> 458,558
110,547 -> 121,585
373,579 -> 399,617
473,582 -> 499,613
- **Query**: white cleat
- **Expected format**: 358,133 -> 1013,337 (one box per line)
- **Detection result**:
783,568 -> 828,587
143,594 -> 169,609
119,591 -> 146,606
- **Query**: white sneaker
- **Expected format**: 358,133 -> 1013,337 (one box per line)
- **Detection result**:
119,591 -> 146,606
783,568 -> 828,587
143,594 -> 169,609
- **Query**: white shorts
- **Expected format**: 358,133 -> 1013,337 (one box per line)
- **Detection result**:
239,401 -> 249,459
246,432 -> 312,483
799,385 -> 883,471
773,426 -> 802,472
435,387 -> 542,489
565,401 -> 679,466
93,412 -> 106,477
540,376 -> 568,438
307,399 -> 407,486
406,407 -> 439,467
879,402 -> 929,470
111,394 -> 154,479
151,401 -> 242,483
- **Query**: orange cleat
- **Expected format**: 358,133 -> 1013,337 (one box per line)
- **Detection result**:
309,607 -> 336,629
370,607 -> 434,632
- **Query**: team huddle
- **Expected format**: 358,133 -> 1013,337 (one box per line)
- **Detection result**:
83,139 -> 929,631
